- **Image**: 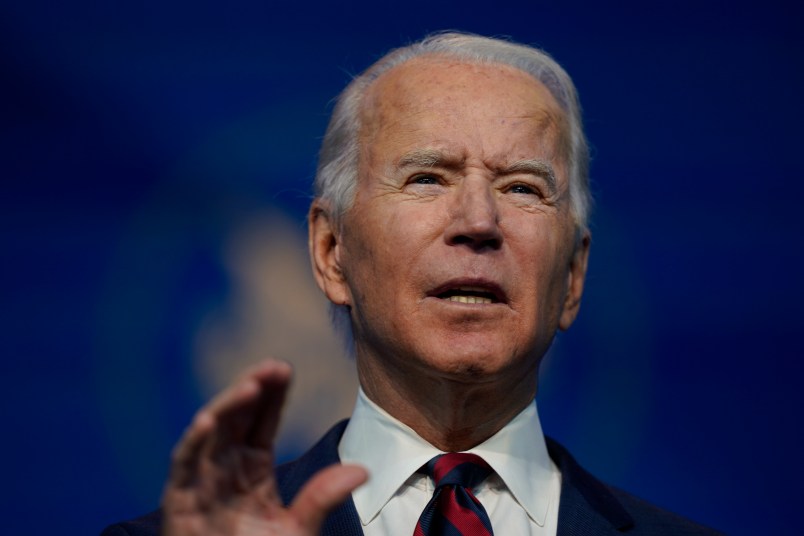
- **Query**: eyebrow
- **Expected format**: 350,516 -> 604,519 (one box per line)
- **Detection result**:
502,159 -> 558,194
396,149 -> 462,170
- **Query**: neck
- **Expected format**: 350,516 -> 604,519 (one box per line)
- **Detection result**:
356,353 -> 538,452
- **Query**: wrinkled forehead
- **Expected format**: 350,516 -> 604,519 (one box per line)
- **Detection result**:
358,56 -> 570,163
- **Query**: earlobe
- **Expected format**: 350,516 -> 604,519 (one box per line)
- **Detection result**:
308,200 -> 351,306
558,230 -> 591,331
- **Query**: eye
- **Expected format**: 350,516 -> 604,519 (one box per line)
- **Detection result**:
411,174 -> 440,185
507,183 -> 538,195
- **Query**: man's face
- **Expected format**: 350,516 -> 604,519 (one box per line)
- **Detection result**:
314,57 -> 589,385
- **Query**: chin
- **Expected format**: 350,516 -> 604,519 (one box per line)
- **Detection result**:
418,339 -> 521,381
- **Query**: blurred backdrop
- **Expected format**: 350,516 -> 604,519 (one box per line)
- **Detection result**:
2,1 -> 802,534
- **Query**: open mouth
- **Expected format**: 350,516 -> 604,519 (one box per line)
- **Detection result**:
439,288 -> 496,304
429,282 -> 505,305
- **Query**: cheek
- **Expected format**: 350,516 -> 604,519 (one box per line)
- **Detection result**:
511,229 -> 570,305
377,203 -> 447,257
340,207 -> 424,292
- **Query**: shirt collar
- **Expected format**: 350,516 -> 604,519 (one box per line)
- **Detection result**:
338,388 -> 556,526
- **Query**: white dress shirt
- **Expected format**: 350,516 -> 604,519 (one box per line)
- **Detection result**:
338,389 -> 561,536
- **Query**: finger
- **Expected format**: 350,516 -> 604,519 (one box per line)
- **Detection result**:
289,464 -> 369,533
243,361 -> 293,449
205,359 -> 291,418
205,359 -> 292,452
167,409 -> 215,487
168,380 -> 261,488
169,359 -> 291,484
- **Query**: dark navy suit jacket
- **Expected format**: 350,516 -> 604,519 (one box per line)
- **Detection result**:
102,420 -> 721,535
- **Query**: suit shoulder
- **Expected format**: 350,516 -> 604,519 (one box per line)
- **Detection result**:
607,486 -> 722,535
545,437 -> 721,535
100,509 -> 162,536
607,485 -> 722,535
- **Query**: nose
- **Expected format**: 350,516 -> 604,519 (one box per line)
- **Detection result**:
444,178 -> 502,250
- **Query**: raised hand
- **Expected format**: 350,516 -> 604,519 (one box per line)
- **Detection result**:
161,359 -> 367,536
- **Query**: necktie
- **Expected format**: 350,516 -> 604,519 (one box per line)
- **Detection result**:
413,452 -> 494,536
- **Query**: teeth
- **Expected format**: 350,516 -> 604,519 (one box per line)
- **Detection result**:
447,295 -> 492,304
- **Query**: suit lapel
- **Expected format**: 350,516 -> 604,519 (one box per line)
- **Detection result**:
276,420 -> 363,536
547,437 -> 634,535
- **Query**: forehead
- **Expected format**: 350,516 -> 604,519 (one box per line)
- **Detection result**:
359,56 -> 567,165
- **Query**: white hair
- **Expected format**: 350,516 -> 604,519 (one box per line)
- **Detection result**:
313,32 -> 592,348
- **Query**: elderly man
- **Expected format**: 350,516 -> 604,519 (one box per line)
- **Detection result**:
103,33 -> 719,535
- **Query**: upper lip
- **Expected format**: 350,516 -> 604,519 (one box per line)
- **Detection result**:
426,278 -> 507,303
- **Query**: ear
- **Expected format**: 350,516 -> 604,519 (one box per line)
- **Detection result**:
308,199 -> 351,306
559,230 -> 591,331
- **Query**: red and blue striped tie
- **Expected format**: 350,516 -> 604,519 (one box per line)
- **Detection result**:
413,453 -> 494,536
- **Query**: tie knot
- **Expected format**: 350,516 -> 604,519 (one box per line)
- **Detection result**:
426,453 -> 493,490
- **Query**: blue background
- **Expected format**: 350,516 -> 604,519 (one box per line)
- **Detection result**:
2,1 -> 802,534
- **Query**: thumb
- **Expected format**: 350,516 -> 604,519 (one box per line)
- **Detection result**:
289,464 -> 368,533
